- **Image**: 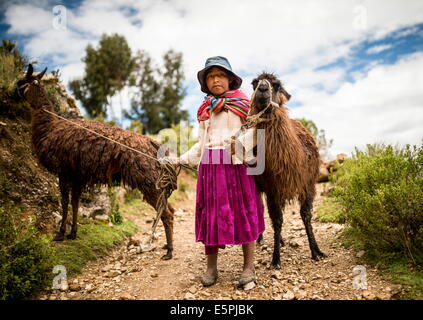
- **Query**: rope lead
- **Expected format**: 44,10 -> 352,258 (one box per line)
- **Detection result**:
41,109 -> 183,247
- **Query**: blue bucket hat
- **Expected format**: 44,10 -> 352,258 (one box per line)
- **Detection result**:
197,56 -> 243,94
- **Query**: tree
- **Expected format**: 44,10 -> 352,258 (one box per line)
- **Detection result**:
124,50 -> 163,134
69,33 -> 135,118
69,75 -> 105,118
125,49 -> 189,134
296,118 -> 333,159
160,50 -> 188,128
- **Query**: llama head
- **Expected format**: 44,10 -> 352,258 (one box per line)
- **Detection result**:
251,73 -> 291,112
16,64 -> 47,106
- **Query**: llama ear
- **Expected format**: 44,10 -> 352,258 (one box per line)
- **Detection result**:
26,64 -> 33,78
281,87 -> 291,101
37,67 -> 47,80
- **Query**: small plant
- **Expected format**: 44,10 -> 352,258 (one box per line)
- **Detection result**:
0,205 -> 53,300
128,120 -> 143,134
109,204 -> 123,225
178,180 -> 189,193
107,187 -> 123,225
0,55 -> 20,96
316,197 -> 346,223
124,188 -> 143,203
0,40 -> 26,98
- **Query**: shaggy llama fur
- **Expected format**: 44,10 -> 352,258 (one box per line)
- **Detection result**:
248,72 -> 326,268
17,65 -> 175,260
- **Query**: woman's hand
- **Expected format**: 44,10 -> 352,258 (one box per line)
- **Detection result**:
224,137 -> 236,156
159,156 -> 181,165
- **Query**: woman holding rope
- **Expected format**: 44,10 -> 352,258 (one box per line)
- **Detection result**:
167,56 -> 265,287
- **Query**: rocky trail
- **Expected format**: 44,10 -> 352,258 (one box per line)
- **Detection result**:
36,182 -> 401,301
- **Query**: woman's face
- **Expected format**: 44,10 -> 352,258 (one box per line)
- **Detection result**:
206,67 -> 230,96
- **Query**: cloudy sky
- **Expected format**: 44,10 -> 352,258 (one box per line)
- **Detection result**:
1,0 -> 422,159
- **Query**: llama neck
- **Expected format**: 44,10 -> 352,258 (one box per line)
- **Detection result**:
27,85 -> 57,145
261,107 -> 295,144
26,83 -> 55,112
27,83 -> 56,121
262,106 -> 302,166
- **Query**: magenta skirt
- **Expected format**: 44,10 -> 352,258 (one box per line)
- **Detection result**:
195,149 -> 265,255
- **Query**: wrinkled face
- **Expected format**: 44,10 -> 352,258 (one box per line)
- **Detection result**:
206,67 -> 231,96
251,73 -> 291,112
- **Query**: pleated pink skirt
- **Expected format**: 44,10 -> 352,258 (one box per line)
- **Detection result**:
195,149 -> 265,255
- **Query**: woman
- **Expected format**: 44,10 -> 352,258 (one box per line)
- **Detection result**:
170,56 -> 264,286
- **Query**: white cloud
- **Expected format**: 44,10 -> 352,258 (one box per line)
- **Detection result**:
3,0 -> 423,157
4,1 -> 421,77
290,52 -> 423,158
366,44 -> 392,54
4,3 -> 52,35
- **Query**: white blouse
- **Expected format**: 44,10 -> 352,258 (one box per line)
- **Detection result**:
179,109 -> 256,166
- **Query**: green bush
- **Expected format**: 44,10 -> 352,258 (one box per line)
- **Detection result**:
124,188 -> 143,203
0,40 -> 26,97
331,142 -> 423,264
0,206 -> 53,300
178,180 -> 189,193
316,197 -> 346,223
0,54 -> 20,96
107,187 -> 123,225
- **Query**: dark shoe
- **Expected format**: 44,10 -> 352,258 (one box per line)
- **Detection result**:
238,270 -> 256,286
201,272 -> 218,287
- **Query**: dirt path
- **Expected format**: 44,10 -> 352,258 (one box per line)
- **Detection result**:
37,179 -> 401,300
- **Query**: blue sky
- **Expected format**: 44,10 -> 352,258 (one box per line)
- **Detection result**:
1,0 -> 423,159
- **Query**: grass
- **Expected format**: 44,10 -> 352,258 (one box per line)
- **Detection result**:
169,177 -> 193,205
49,217 -> 137,275
315,197 -> 345,223
0,54 -> 20,96
168,188 -> 188,205
120,198 -> 156,217
382,259 -> 423,300
120,177 -> 192,211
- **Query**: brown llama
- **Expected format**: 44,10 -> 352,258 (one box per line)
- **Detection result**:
238,72 -> 326,268
17,65 -> 175,260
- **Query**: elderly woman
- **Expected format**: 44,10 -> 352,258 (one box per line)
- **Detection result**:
171,56 -> 264,287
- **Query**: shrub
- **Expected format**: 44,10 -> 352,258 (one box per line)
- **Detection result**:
0,40 -> 31,118
107,187 -> 123,225
0,40 -> 26,97
178,180 -> 189,193
316,197 -> 346,223
124,188 -> 143,203
331,142 -> 423,264
0,54 -> 21,96
0,206 -> 53,300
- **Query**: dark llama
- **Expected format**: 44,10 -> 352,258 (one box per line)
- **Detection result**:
17,64 -> 175,260
242,72 -> 326,268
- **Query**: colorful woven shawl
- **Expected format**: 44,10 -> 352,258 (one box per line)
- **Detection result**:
197,90 -> 250,121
